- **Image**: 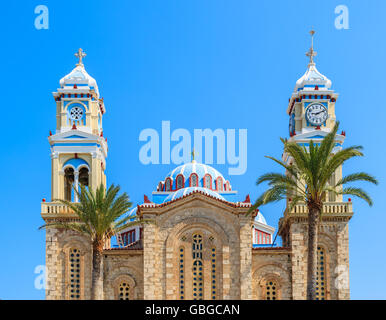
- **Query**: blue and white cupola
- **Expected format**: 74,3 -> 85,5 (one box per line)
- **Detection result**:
152,160 -> 237,204
294,61 -> 332,93
59,52 -> 100,98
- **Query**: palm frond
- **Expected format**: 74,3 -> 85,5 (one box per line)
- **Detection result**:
338,187 -> 374,206
335,172 -> 378,187
40,183 -> 137,244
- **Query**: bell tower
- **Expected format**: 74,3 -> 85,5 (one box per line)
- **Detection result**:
285,29 -> 345,203
278,31 -> 353,300
48,49 -> 107,202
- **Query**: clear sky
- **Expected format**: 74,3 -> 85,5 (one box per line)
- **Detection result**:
0,0 -> 385,299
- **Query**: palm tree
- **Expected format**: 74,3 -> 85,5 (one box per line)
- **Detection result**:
40,183 -> 142,300
250,122 -> 377,300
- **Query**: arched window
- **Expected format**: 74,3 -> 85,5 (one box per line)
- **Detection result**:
190,173 -> 198,187
118,282 -> 130,300
64,167 -> 75,201
224,181 -> 230,191
211,247 -> 216,300
216,177 -> 223,191
158,182 -> 163,191
165,178 -> 172,191
316,246 -> 327,300
265,280 -> 278,300
69,248 -> 81,300
176,175 -> 184,190
78,167 -> 89,187
203,174 -> 212,189
179,247 -> 185,300
192,234 -> 203,300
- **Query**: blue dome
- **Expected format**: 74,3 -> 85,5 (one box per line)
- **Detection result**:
163,187 -> 226,203
158,161 -> 231,191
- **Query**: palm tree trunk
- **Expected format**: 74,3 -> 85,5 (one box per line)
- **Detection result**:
306,207 -> 319,300
91,241 -> 104,300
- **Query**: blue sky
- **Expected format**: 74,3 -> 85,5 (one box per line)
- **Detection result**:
0,0 -> 385,299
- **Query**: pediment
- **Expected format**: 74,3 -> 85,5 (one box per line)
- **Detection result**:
49,130 -> 101,143
138,191 -> 251,216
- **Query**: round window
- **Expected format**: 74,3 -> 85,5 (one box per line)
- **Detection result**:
69,106 -> 84,120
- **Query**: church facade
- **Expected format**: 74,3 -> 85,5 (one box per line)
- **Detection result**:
41,44 -> 353,300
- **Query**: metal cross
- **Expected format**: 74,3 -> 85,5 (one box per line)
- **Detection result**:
75,48 -> 86,66
305,28 -> 317,65
191,149 -> 196,161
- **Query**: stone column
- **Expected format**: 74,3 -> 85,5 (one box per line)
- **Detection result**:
239,215 -> 252,300
45,228 -> 60,300
143,214 -> 157,299
74,170 -> 79,202
336,222 -> 350,299
51,153 -> 60,201
289,221 -> 307,300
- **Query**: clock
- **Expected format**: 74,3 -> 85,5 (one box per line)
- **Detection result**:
305,103 -> 328,126
69,106 -> 84,121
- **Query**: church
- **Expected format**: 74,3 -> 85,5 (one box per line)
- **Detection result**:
41,41 -> 353,300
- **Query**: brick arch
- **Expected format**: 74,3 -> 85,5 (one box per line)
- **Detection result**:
165,216 -> 230,246
145,204 -> 243,300
158,205 -> 239,238
318,232 -> 336,256
113,275 -> 136,300
104,266 -> 142,300
252,263 -> 290,300
59,233 -> 92,300
164,216 -> 234,300
61,235 -> 91,254
317,232 -> 337,300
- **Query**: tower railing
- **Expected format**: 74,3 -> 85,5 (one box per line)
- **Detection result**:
41,201 -> 76,215
286,201 -> 353,216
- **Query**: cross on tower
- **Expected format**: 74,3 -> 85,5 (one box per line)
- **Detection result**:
75,48 -> 87,66
191,149 -> 196,161
305,28 -> 317,65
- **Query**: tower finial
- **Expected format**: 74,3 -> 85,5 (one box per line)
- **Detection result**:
75,48 -> 86,66
305,28 -> 317,66
191,148 -> 197,162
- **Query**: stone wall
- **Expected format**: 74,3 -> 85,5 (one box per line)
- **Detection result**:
252,248 -> 292,300
45,228 -> 92,300
44,199 -> 351,300
280,217 -> 351,300
142,197 -> 252,300
103,250 -> 144,300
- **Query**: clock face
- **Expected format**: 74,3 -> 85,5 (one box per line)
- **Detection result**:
69,106 -> 84,120
305,103 -> 328,126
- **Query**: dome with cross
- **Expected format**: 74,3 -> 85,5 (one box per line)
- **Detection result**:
294,30 -> 332,92
59,48 -> 100,97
